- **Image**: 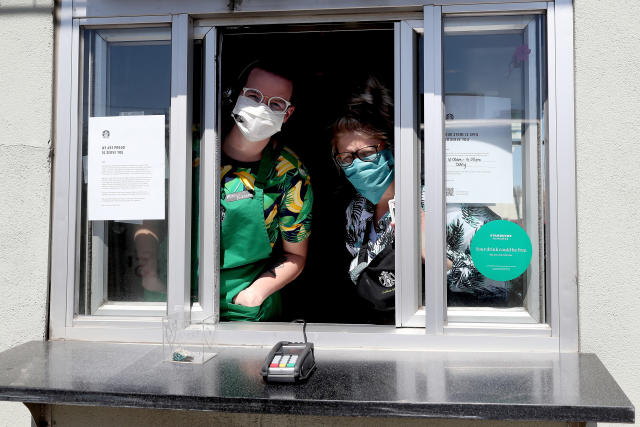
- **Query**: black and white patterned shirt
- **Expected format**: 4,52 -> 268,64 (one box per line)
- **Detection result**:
345,193 -> 394,284
344,190 -> 511,303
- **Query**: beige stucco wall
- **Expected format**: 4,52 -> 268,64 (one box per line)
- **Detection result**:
0,0 -> 53,426
1,0 -> 639,426
574,0 -> 640,426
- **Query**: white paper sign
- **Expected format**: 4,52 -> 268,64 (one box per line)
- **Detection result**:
88,115 -> 165,221
445,96 -> 513,204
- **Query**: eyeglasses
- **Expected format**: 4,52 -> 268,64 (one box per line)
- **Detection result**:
334,141 -> 389,168
240,87 -> 292,113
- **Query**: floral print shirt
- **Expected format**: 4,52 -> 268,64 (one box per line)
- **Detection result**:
344,188 -> 510,303
220,146 -> 313,247
345,193 -> 394,284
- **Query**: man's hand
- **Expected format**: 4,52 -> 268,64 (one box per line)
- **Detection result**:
232,286 -> 264,307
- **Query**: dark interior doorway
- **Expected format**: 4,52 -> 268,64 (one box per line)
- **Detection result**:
218,23 -> 395,324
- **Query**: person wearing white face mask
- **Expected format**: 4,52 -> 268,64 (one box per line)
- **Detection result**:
219,60 -> 313,322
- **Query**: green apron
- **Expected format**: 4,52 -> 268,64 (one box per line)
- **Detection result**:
219,146 -> 281,322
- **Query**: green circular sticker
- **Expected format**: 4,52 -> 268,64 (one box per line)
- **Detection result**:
470,220 -> 532,281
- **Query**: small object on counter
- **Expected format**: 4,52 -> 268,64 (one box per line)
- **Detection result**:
172,349 -> 194,362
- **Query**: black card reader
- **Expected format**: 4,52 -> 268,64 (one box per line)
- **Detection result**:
261,341 -> 316,383
261,320 -> 316,383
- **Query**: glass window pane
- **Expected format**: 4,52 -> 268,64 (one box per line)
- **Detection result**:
442,15 -> 547,320
191,39 -> 203,306
78,28 -> 171,314
399,22 -> 425,326
417,31 -> 425,310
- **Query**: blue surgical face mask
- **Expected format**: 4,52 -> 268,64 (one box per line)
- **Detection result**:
343,149 -> 394,204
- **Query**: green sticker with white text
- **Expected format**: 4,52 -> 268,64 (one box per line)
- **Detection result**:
470,220 -> 532,281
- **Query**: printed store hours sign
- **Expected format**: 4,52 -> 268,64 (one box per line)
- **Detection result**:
445,95 -> 513,204
470,220 -> 532,281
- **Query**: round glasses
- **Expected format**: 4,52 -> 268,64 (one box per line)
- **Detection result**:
334,141 -> 388,168
241,87 -> 292,113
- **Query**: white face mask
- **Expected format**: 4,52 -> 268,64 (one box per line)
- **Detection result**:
231,95 -> 286,142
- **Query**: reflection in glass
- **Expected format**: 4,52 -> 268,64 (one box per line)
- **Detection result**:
443,15 -> 547,319
78,28 -> 171,314
417,32 -> 425,308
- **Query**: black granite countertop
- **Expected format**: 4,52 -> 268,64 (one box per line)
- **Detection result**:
0,341 -> 633,423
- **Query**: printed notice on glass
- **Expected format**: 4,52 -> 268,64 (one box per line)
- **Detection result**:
445,96 -> 513,204
88,115 -> 165,221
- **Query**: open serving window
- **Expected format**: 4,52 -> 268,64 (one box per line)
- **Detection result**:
50,2 -> 577,352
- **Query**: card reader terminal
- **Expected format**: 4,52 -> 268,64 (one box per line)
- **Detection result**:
261,341 -> 316,383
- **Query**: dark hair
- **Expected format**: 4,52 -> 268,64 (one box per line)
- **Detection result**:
234,58 -> 298,105
221,58 -> 299,139
331,76 -> 393,151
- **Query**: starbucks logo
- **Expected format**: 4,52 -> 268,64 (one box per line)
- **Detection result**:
378,271 -> 395,288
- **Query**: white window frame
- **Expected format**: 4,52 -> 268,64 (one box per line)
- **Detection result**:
436,13 -> 547,326
82,26 -> 172,318
50,0 -> 577,352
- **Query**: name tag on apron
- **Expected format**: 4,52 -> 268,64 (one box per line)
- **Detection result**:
225,190 -> 254,202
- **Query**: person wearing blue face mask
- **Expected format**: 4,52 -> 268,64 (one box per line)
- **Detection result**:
331,77 -> 397,313
333,77 -> 512,314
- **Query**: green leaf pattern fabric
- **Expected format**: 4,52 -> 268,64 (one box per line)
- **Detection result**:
221,146 -> 312,248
